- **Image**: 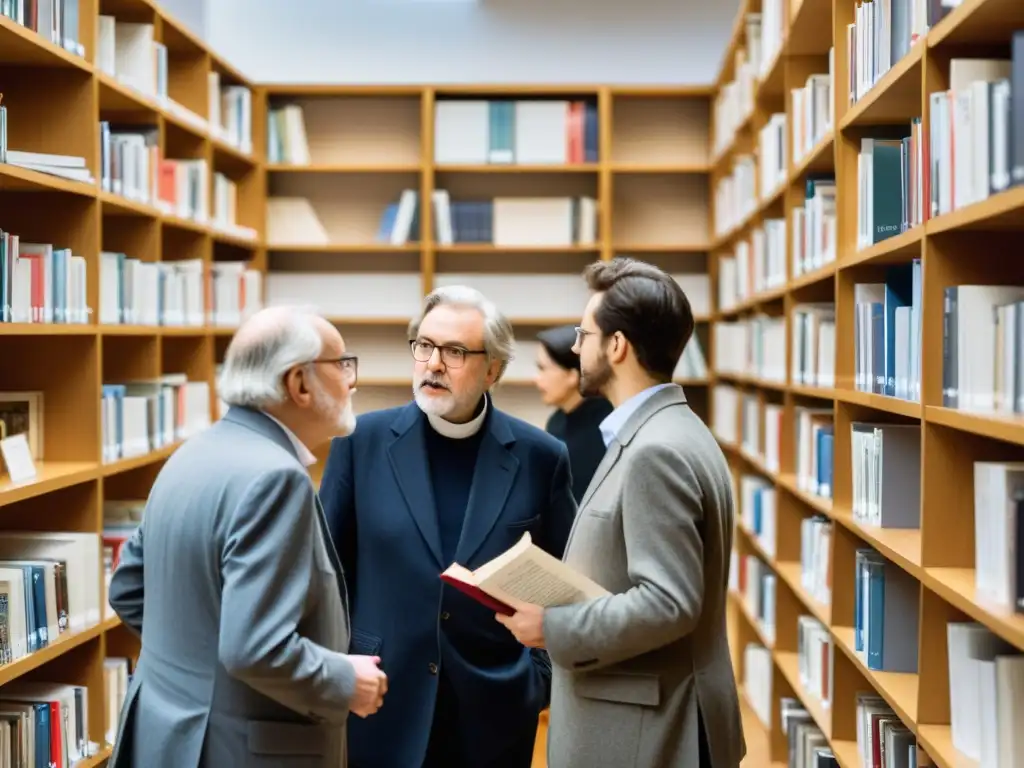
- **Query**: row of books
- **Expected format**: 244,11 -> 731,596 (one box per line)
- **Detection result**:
717,219 -> 786,310
846,0 -> 926,107
100,377 -> 211,463
431,191 -> 598,247
735,552 -> 777,644
735,382 -> 1024,623
0,232 -> 89,324
717,266 -> 1023,423
719,174 -> 837,309
267,99 -> 599,167
737,555 -> 1024,766
95,17 -> 254,155
758,113 -> 787,199
0,532 -> 102,660
712,19 -> 757,158
716,47 -> 1023,286
712,387 -> 836,505
0,0 -> 83,58
714,315 -> 787,383
267,189 -> 601,249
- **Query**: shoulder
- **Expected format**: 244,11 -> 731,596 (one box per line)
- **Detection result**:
495,408 -> 568,462
628,406 -> 727,477
159,426 -> 313,511
350,403 -> 410,435
179,419 -> 303,476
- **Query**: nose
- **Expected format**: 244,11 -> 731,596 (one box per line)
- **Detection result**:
427,347 -> 446,372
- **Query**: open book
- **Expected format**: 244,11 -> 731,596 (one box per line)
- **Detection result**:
440,532 -> 610,615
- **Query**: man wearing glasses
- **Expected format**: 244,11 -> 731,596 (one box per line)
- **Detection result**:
107,305 -> 387,768
320,285 -> 578,768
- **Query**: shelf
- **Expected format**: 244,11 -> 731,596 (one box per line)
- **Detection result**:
714,0 -> 1024,765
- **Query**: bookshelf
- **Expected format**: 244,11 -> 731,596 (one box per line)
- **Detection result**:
0,0 -> 263,761
261,84 -> 715,476
714,0 -> 1024,765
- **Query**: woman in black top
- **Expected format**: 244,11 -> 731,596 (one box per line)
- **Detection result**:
534,324 -> 614,504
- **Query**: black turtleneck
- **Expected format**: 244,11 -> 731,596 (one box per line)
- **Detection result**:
423,402 -> 489,565
544,396 -> 614,503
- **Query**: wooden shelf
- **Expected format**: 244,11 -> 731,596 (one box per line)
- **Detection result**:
262,84 -> 715,428
0,0 -> 264,758
714,0 -> 1024,765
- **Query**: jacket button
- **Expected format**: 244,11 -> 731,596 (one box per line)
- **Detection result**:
440,611 -> 450,620
428,662 -> 438,674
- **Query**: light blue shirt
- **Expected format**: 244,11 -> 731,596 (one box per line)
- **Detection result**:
598,383 -> 676,448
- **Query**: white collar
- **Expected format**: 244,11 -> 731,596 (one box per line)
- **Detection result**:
262,412 -> 317,467
424,395 -> 488,439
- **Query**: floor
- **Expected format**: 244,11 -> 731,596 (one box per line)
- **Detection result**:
531,711 -> 549,767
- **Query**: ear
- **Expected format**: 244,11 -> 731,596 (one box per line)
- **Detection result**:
283,364 -> 315,407
607,331 -> 630,365
484,358 -> 502,387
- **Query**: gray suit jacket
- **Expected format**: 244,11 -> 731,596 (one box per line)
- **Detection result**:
543,386 -> 745,768
107,406 -> 355,768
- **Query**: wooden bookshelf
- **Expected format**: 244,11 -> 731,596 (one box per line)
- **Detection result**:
0,0 -> 262,760
714,0 -> 1024,766
261,83 -> 715,452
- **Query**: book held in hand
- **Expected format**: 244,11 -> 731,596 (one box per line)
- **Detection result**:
440,532 -> 609,615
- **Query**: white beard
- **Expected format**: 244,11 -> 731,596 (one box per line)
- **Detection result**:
314,386 -> 357,436
413,384 -> 456,418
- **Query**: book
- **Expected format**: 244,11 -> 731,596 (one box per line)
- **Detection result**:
440,532 -> 610,615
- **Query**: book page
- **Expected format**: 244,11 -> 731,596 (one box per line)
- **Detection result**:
479,546 -> 609,608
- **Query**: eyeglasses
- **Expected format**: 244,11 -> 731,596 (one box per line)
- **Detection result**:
410,340 -> 486,369
312,354 -> 358,386
574,326 -> 598,347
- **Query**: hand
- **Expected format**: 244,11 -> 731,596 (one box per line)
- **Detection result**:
348,654 -> 388,718
495,601 -> 546,648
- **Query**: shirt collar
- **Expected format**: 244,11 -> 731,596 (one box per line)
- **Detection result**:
262,412 -> 317,467
423,394 -> 489,439
598,383 -> 675,447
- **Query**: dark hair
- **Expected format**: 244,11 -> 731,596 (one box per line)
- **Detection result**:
582,257 -> 693,383
536,324 -> 580,372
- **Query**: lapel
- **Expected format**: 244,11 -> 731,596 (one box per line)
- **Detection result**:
454,409 -> 519,566
314,493 -> 348,615
565,385 -> 689,555
564,439 -> 623,554
386,404 -> 445,567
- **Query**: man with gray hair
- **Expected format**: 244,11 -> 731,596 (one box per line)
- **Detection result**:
320,286 -> 577,768
107,305 -> 388,768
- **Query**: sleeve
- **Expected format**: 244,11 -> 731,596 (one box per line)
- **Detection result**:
542,442 -> 705,672
218,467 -> 357,724
540,443 -> 577,559
319,436 -> 358,593
108,524 -> 145,636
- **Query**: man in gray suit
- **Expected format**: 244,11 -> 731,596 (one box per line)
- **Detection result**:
107,305 -> 388,768
498,258 -> 746,768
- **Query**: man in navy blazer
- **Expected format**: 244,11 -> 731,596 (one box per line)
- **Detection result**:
320,285 -> 578,768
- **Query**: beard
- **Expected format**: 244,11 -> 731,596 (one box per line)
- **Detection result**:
313,385 -> 357,437
413,372 -> 481,421
579,351 -> 612,399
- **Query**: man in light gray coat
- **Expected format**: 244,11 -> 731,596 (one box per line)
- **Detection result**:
499,258 -> 746,768
107,305 -> 388,768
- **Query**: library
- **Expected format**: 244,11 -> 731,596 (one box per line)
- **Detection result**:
0,0 -> 1022,765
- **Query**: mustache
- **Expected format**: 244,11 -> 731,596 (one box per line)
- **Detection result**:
419,376 -> 451,391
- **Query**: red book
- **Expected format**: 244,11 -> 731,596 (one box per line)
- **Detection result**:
440,567 -> 515,615
438,532 -> 609,614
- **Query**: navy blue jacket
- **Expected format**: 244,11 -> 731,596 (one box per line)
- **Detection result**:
319,400 -> 577,768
